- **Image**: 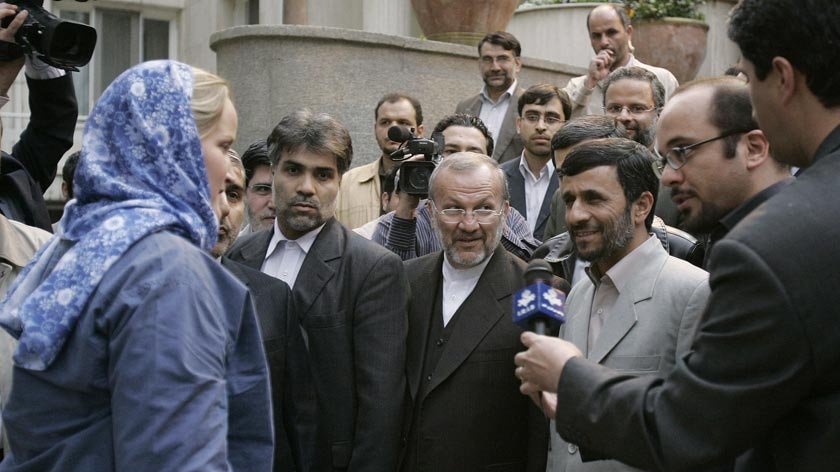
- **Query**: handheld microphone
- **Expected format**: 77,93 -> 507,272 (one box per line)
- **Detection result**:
513,259 -> 567,336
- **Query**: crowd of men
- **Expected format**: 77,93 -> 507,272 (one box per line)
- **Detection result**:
0,0 -> 838,470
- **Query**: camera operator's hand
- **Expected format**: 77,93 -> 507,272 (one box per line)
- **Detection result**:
393,155 -> 424,220
0,3 -> 26,97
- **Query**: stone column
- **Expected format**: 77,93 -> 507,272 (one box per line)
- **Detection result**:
362,0 -> 412,37
283,0 -> 308,25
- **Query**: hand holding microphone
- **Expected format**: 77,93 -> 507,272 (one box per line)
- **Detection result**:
512,259 -> 567,336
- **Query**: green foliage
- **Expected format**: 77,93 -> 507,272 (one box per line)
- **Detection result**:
518,0 -> 705,21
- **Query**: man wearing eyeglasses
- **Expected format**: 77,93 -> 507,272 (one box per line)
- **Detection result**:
562,3 -> 677,118
656,76 -> 793,268
398,152 -> 547,472
456,31 -> 525,163
500,84 -> 571,240
603,66 -> 681,228
240,139 -> 276,234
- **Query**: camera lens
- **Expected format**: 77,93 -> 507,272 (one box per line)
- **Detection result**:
408,167 -> 431,189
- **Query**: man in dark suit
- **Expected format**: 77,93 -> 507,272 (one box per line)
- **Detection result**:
227,109 -> 408,471
501,84 -> 570,240
456,31 -> 525,163
0,14 -> 78,232
400,152 -> 546,472
211,152 -> 310,471
514,0 -> 840,469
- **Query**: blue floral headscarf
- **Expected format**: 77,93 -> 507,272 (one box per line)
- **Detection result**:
0,60 -> 219,370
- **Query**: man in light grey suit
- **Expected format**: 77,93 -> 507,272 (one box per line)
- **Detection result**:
456,31 -> 525,163
541,138 -> 709,471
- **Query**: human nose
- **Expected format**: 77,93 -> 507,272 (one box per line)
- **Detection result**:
218,190 -> 230,221
659,163 -> 682,188
565,200 -> 590,228
297,172 -> 316,196
457,211 -> 482,230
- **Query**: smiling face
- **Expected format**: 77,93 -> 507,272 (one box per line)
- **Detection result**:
431,163 -> 509,269
604,78 -> 658,148
562,165 -> 636,272
272,149 -> 340,239
479,42 -> 522,96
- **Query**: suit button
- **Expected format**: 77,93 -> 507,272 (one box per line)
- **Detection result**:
426,375 -> 432,381
435,338 -> 444,347
568,443 -> 578,454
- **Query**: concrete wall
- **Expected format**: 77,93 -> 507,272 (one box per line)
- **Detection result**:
508,0 -> 740,81
211,25 -> 584,167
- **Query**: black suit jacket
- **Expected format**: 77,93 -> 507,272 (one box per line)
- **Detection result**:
0,75 -> 77,232
554,125 -> 840,471
456,87 -> 525,164
400,247 -> 547,472
221,257 -> 313,472
227,218 -> 408,471
501,156 -> 559,240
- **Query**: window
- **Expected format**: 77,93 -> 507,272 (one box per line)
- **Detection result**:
56,6 -> 177,116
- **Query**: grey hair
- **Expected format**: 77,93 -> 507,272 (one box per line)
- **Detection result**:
428,152 -> 510,203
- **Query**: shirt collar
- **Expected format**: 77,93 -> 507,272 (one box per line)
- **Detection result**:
480,80 -> 518,105
518,153 -> 555,181
265,219 -> 326,260
442,251 -> 493,282
586,234 -> 660,293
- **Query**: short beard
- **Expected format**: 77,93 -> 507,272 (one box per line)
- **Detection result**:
680,199 -> 729,235
574,204 -> 635,263
435,218 -> 504,269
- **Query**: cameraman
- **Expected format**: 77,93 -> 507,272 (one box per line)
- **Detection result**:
0,2 -> 79,232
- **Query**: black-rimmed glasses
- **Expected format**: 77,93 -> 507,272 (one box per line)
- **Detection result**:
655,129 -> 752,171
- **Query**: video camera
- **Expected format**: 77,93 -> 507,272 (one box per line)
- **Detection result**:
388,125 -> 443,196
0,0 -> 97,71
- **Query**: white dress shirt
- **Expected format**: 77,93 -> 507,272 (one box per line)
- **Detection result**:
518,155 -> 554,235
261,221 -> 325,289
479,80 -> 518,143
441,253 -> 493,327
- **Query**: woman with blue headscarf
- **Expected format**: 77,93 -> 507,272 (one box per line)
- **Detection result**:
0,61 -> 273,471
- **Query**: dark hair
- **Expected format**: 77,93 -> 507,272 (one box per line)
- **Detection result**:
551,115 -> 626,151
586,3 -> 631,33
433,113 -> 495,158
241,139 -> 271,186
560,138 -> 659,230
517,83 -> 572,120
62,150 -> 82,199
674,77 -> 759,158
477,31 -> 521,57
267,109 -> 353,174
374,93 -> 424,126
603,66 -> 666,110
728,0 -> 840,108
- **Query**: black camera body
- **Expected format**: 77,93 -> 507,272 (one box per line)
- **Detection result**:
1,0 -> 97,71
388,125 -> 443,197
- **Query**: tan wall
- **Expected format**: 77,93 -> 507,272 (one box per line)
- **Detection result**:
211,25 -> 584,167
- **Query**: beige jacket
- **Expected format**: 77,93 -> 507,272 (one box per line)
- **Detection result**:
335,159 -> 383,230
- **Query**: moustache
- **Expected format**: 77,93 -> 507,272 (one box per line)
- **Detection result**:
286,195 -> 320,208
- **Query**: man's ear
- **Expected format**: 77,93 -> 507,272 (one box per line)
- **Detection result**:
516,116 -> 521,135
742,129 -> 772,171
416,123 -> 425,138
772,56 -> 797,106
633,191 -> 654,225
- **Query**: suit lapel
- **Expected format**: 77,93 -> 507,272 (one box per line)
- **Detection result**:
464,96 -> 482,117
425,250 -> 514,395
493,87 -> 524,160
536,175 -> 560,237
505,158 -> 527,219
563,284 -> 595,357
588,241 -> 668,363
293,219 -> 342,320
237,230 -> 273,271
406,254 -> 444,400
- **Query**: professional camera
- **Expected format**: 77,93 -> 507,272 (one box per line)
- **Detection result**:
0,0 -> 97,71
388,125 -> 443,196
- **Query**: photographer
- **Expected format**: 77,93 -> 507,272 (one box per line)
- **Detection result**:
0,2 -> 78,232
